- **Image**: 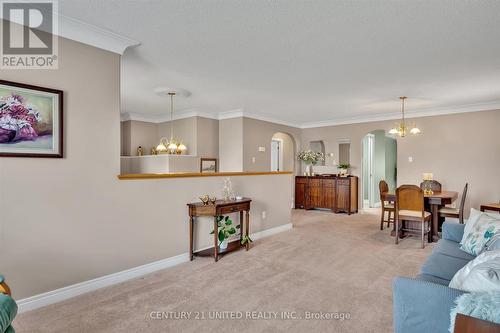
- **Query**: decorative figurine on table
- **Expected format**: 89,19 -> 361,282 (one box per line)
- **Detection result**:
422,173 -> 434,195
151,147 -> 157,155
199,194 -> 210,205
137,146 -> 143,156
209,196 -> 217,205
222,177 -> 235,201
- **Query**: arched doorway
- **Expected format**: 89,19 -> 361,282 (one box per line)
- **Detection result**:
361,130 -> 397,208
271,132 -> 296,172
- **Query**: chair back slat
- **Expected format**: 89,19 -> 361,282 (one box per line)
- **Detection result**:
459,183 -> 468,224
379,180 -> 389,201
396,185 -> 424,212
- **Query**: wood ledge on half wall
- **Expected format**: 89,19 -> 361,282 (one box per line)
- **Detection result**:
117,171 -> 293,180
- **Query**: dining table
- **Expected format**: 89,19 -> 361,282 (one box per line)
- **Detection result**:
480,203 -> 500,213
384,190 -> 458,242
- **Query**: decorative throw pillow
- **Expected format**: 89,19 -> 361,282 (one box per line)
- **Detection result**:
450,249 -> 500,291
449,292 -> 500,333
483,233 -> 500,253
462,208 -> 483,238
460,212 -> 500,256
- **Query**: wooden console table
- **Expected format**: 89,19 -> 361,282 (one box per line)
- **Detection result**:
187,198 -> 251,262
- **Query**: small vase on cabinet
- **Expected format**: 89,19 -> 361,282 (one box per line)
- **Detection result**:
305,164 -> 313,176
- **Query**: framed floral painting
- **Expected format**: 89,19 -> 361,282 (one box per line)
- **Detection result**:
0,80 -> 63,158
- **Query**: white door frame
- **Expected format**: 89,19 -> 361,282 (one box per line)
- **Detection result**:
366,134 -> 375,208
271,138 -> 283,171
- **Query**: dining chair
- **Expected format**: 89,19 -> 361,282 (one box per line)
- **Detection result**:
419,180 -> 442,192
379,180 -> 395,230
439,183 -> 468,224
395,185 -> 432,248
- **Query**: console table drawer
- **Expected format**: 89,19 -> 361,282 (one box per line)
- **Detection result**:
218,203 -> 250,214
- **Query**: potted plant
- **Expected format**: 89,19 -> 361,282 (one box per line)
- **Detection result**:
297,150 -> 325,176
337,163 -> 351,176
210,215 -> 252,250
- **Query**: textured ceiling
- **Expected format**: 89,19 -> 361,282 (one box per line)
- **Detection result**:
59,0 -> 500,126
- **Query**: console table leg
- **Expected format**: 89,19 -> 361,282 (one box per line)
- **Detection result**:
239,211 -> 244,245
213,216 -> 219,262
189,216 -> 194,261
245,210 -> 250,251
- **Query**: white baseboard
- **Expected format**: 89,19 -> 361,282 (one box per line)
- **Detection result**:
251,223 -> 292,240
17,253 -> 189,313
17,223 -> 293,313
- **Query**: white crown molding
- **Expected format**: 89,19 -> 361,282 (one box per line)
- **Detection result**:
300,101 -> 500,128
239,112 -> 302,128
121,108 -> 302,127
218,109 -> 244,119
121,110 -> 219,123
1,10 -> 141,55
17,223 -> 292,313
121,101 -> 500,128
56,12 -> 140,55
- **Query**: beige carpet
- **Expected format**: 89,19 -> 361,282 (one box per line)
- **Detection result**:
16,209 -> 432,333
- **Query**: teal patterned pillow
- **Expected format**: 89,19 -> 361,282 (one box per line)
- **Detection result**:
460,214 -> 500,256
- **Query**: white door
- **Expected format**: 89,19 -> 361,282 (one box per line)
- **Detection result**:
271,139 -> 282,171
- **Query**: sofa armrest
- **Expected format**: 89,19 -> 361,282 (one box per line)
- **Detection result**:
442,221 -> 465,243
393,277 -> 466,333
0,294 -> 17,333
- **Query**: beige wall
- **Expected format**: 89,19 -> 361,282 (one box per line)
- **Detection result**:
196,117 -> 219,159
122,116 -> 218,157
242,118 -> 301,174
128,120 -> 158,156
120,121 -> 130,156
0,37 -> 293,300
301,110 -> 500,213
219,118 -> 244,172
157,117 -> 197,155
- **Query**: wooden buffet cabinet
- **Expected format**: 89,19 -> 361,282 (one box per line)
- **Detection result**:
295,175 -> 358,214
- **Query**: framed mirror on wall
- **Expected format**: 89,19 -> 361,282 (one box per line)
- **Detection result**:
309,140 -> 325,166
338,139 -> 351,165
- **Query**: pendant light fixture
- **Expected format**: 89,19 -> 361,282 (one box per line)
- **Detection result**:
388,96 -> 421,137
155,87 -> 190,154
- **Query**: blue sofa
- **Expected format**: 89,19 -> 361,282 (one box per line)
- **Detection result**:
393,221 -> 472,333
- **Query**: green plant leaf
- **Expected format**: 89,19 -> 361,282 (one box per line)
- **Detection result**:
225,216 -> 229,221
210,230 -> 214,234
236,225 -> 241,229
225,219 -> 232,226
218,230 -> 225,242
241,235 -> 253,245
229,228 -> 236,234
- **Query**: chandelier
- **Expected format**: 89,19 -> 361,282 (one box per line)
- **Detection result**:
388,96 -> 421,137
156,91 -> 187,154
